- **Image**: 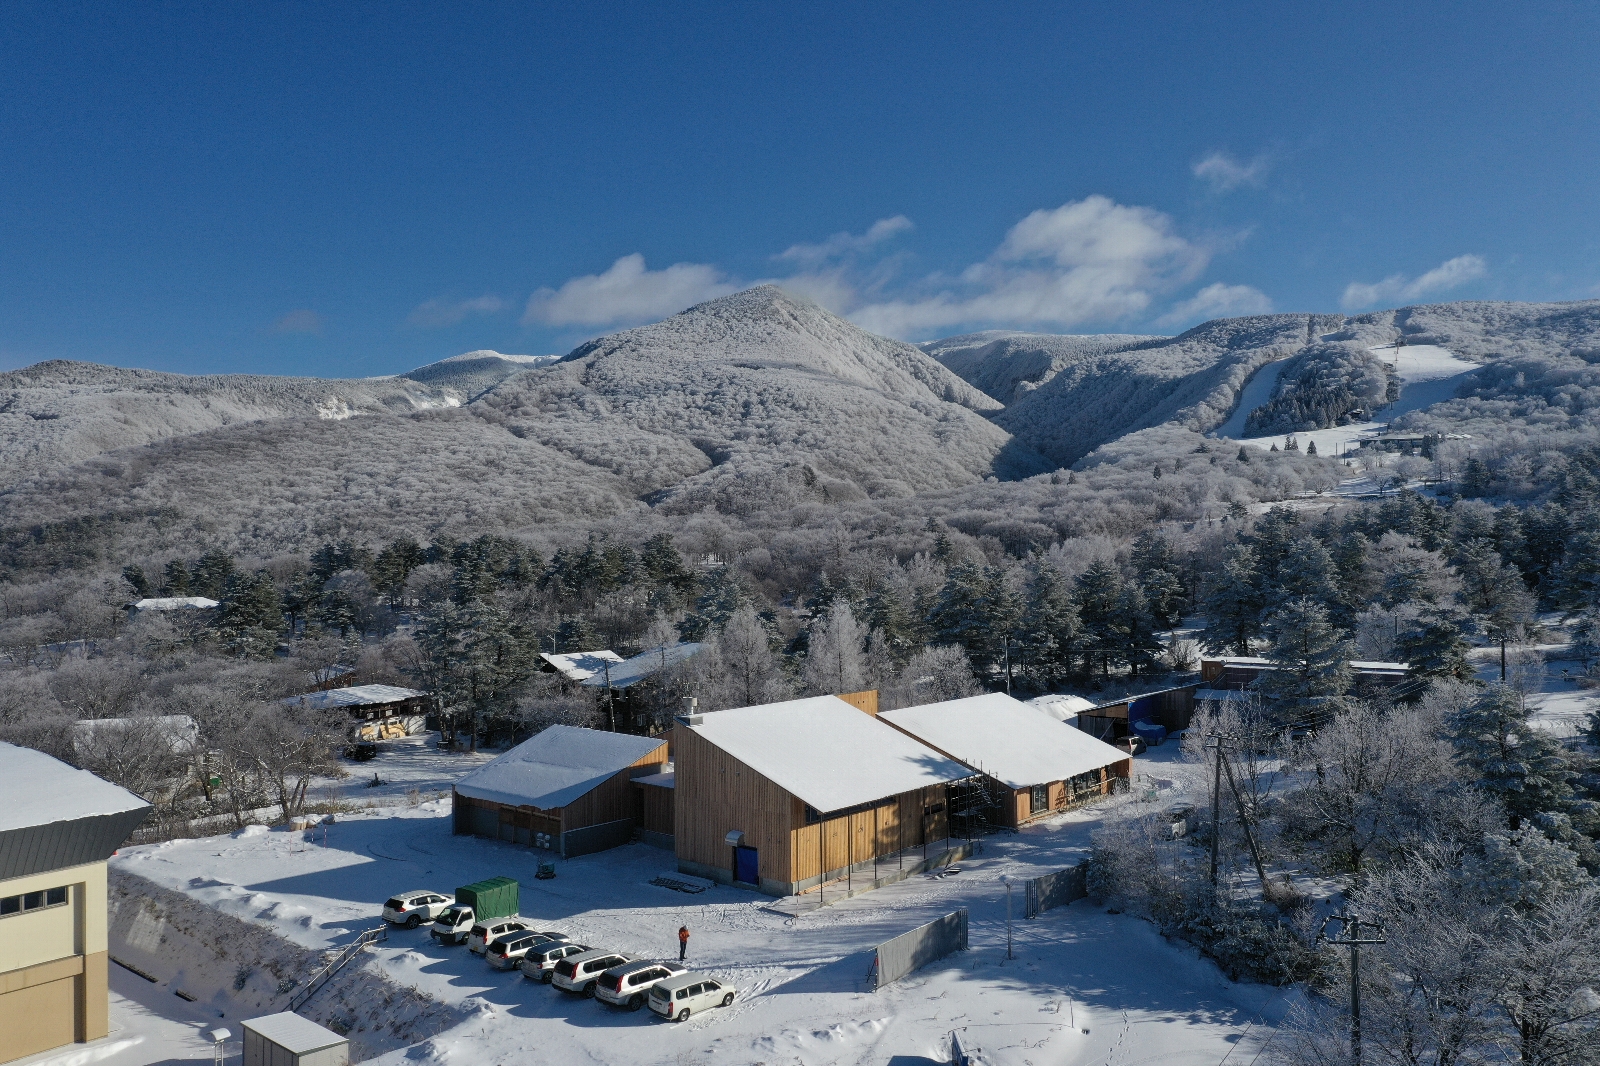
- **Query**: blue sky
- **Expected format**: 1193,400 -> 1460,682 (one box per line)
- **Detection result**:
2,1 -> 1596,377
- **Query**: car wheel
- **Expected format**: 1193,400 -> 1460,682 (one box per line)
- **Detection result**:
721,992 -> 734,1007
405,915 -> 421,929
541,971 -> 553,984
628,994 -> 642,1011
583,982 -> 596,998
676,1008 -> 690,1022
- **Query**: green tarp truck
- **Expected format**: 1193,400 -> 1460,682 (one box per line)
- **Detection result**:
454,876 -> 519,920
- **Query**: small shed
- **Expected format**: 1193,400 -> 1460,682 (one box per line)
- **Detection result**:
241,1012 -> 347,1066
1077,684 -> 1200,742
452,726 -> 668,858
539,650 -> 625,683
881,693 -> 1132,826
280,685 -> 430,741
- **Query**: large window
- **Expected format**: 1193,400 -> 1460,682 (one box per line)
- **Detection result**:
0,885 -> 68,917
1030,785 -> 1048,814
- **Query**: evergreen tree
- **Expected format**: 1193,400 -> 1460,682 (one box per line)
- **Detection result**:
1200,544 -> 1267,655
161,559 -> 191,596
639,533 -> 697,602
929,562 -> 989,663
1021,564 -> 1083,687
370,538 -> 425,604
1571,612 -> 1600,675
1113,582 -> 1165,677
1396,612 -> 1476,680
189,549 -> 237,599
802,599 -> 869,696
678,567 -> 744,641
1258,597 -> 1354,712
217,570 -> 285,658
1132,531 -> 1187,628
1073,560 -> 1124,677
121,565 -> 151,599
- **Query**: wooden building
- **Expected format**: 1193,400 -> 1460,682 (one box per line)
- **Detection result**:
1198,656 -> 1410,691
672,695 -> 974,897
281,684 -> 430,741
452,726 -> 668,859
1075,684 -> 1200,743
880,693 -> 1131,826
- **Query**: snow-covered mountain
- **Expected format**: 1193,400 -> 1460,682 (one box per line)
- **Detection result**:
921,330 -> 1164,404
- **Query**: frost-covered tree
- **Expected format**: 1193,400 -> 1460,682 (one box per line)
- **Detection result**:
879,644 -> 982,711
703,605 -> 789,709
802,599 -> 869,696
1396,612 -> 1476,680
1258,597 -> 1354,712
1200,543 -> 1267,655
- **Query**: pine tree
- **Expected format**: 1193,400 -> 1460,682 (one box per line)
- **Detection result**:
1021,564 -> 1082,687
1132,531 -> 1188,628
1396,612 -> 1475,680
1571,612 -> 1600,674
1237,446 -> 1251,463
1074,560 -> 1124,677
217,570 -> 285,658
802,599 -> 869,696
1258,597 -> 1354,711
1200,544 -> 1267,655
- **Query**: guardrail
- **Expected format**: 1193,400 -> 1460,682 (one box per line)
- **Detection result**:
286,924 -> 387,1012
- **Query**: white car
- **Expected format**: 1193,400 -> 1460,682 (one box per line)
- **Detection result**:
594,960 -> 687,1011
519,941 -> 589,983
649,973 -> 737,1021
485,930 -> 570,971
468,916 -> 535,955
382,891 -> 453,929
550,949 -> 636,996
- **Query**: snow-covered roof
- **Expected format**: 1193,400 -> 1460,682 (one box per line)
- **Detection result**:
633,767 -> 675,789
128,596 -> 219,610
1206,657 -> 1408,673
580,643 -> 704,690
71,715 -> 198,755
683,696 -> 972,814
281,684 -> 425,710
1028,693 -> 1097,722
242,1012 -> 347,1054
541,649 -> 624,682
453,726 -> 668,810
0,742 -> 151,833
881,693 -> 1130,791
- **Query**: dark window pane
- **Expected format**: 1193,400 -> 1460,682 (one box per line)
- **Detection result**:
23,892 -> 44,909
47,887 -> 67,905
0,896 -> 18,915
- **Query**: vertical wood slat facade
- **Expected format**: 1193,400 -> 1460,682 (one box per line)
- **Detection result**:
452,740 -> 668,848
672,724 -> 954,895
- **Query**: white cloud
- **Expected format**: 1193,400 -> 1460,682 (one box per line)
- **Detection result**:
1341,254 -> 1488,310
1157,282 -> 1274,327
522,254 -> 737,328
271,309 -> 323,335
406,295 -> 506,329
777,216 -> 913,265
1192,150 -> 1269,192
848,196 -> 1210,337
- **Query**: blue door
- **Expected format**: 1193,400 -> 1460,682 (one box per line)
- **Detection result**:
734,845 -> 759,884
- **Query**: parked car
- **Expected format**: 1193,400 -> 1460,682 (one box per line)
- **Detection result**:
519,941 -> 590,983
382,890 -> 454,929
551,949 -> 636,996
594,960 -> 688,1011
431,904 -> 477,945
345,741 -> 378,761
469,916 -> 536,955
649,972 -> 737,1021
484,930 -> 571,970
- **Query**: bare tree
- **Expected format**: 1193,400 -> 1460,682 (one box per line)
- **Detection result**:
802,599 -> 868,696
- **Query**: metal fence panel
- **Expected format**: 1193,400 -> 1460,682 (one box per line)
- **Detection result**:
874,908 -> 967,989
1023,862 -> 1088,919
560,817 -> 635,858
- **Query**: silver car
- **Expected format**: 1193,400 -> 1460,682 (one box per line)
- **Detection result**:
649,972 -> 737,1021
551,948 -> 636,996
519,941 -> 590,983
484,930 -> 570,971
594,960 -> 688,1011
468,916 -> 534,955
382,891 -> 453,929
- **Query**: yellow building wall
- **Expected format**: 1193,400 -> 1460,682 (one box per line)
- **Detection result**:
0,860 -> 110,1063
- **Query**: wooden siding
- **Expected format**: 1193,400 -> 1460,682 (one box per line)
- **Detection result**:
787,784 -> 950,883
673,725 -> 798,884
835,689 -> 879,716
636,782 -> 675,836
558,740 -> 669,832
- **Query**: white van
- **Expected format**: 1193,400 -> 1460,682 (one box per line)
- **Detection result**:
550,949 -> 635,996
593,960 -> 687,1011
468,916 -> 534,954
430,904 -> 476,945
649,972 -> 736,1021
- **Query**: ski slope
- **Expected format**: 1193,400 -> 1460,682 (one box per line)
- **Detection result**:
1230,345 -> 1479,456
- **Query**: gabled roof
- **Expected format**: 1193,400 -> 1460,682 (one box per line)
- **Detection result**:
129,596 -> 219,610
580,643 -> 704,690
242,1012 -> 346,1054
541,649 -> 625,682
280,684 -> 425,710
453,725 -> 667,810
683,696 -> 972,814
1028,693 -> 1096,722
881,693 -> 1129,790
0,742 -> 152,879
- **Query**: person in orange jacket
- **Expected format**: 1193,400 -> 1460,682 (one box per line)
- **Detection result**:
678,924 -> 690,961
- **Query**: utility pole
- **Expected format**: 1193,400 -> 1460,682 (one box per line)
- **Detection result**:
1000,875 -> 1014,960
1207,734 -> 1225,886
1317,912 -> 1387,1066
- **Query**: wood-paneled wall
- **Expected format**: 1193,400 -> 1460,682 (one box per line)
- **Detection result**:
559,741 -> 668,832
673,725 -> 798,884
787,784 -> 950,883
636,783 -> 675,836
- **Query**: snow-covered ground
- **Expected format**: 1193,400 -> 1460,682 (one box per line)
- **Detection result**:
103,738 -> 1282,1066
1227,344 -> 1479,458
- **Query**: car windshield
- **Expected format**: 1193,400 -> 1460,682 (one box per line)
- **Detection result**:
439,907 -> 468,923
